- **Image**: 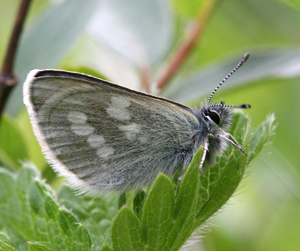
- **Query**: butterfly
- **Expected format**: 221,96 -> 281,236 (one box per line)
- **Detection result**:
23,53 -> 250,194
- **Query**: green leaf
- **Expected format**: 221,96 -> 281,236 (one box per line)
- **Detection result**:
248,113 -> 276,163
0,232 -> 20,251
118,192 -> 127,209
169,148 -> 203,249
280,0 -> 300,11
0,240 -> 17,251
133,190 -> 147,219
58,186 -> 118,249
112,207 -> 144,251
141,173 -> 175,250
175,147 -> 202,220
17,110 -> 47,170
27,242 -> 52,251
0,233 -> 12,244
101,245 -> 113,251
171,0 -> 205,17
0,163 -> 91,251
0,115 -> 28,169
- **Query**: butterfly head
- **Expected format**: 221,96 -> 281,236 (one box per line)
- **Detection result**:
204,99 -> 250,127
203,100 -> 251,128
194,53 -> 251,165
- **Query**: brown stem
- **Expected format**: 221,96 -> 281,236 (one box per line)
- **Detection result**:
156,0 -> 223,91
140,66 -> 151,93
0,0 -> 32,117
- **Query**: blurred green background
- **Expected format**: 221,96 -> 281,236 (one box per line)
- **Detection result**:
1,0 -> 300,250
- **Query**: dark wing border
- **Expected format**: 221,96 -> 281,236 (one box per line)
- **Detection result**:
34,69 -> 194,114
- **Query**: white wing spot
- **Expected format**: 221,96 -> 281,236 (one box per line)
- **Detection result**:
107,107 -> 131,120
87,134 -> 114,159
119,123 -> 141,141
97,147 -> 114,158
70,124 -> 95,136
87,135 -> 105,148
68,111 -> 94,135
111,96 -> 130,108
106,96 -> 131,120
68,111 -> 87,124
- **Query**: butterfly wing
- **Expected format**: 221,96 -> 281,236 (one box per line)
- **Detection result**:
24,70 -> 200,193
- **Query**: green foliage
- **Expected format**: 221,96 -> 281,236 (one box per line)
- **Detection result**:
27,243 -> 52,251
0,163 -> 92,250
1,0 -> 298,250
0,241 -> 17,251
0,233 -> 17,251
0,115 -> 28,169
171,0 -> 206,17
58,186 -> 118,249
0,113 -> 275,250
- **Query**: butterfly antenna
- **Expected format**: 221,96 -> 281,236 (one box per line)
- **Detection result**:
212,103 -> 251,109
208,53 -> 250,103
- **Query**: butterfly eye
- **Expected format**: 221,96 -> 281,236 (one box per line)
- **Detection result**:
208,111 -> 220,125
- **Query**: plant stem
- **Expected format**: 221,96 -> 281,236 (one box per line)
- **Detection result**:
156,0 -> 223,91
0,0 -> 32,118
141,65 -> 151,93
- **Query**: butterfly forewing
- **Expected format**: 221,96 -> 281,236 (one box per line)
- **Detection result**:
24,70 -> 199,192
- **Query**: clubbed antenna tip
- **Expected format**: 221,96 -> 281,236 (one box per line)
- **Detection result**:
240,104 -> 251,109
243,52 -> 250,62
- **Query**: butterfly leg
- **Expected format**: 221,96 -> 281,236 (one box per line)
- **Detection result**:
199,139 -> 209,172
217,133 -> 247,156
178,139 -> 209,184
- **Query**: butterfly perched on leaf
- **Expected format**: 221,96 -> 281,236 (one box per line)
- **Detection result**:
23,53 -> 250,194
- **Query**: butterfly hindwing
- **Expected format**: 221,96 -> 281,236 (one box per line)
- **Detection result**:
24,69 -> 200,192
